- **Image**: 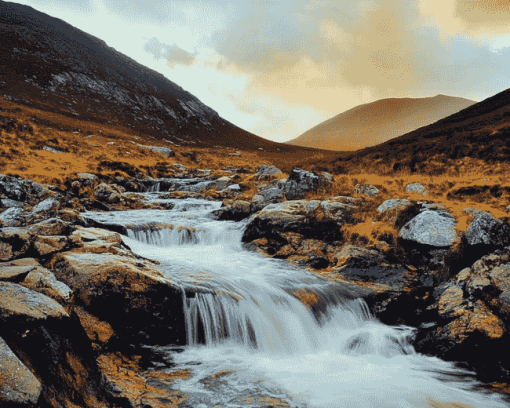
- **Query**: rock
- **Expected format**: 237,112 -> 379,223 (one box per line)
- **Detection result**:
28,217 -> 71,236
377,199 -> 412,213
76,173 -> 97,186
179,181 -> 214,193
138,145 -> 175,157
94,183 -> 125,201
34,235 -> 69,256
0,282 -> 68,321
29,196 -> 60,219
0,198 -> 23,208
173,163 -> 187,171
256,165 -> 282,180
0,263 -> 36,283
334,244 -> 385,269
213,200 -> 252,221
50,250 -> 185,343
0,175 -> 50,203
0,227 -> 33,261
0,336 -> 42,406
0,207 -> 26,227
284,168 -> 331,200
215,176 -> 232,190
43,145 -> 64,153
399,210 -> 457,247
243,200 -> 345,255
405,183 -> 428,195
354,184 -> 379,197
11,258 -> 74,311
463,212 -> 510,247
223,183 -> 241,192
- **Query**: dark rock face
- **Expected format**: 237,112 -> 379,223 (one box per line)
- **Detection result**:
414,249 -> 510,381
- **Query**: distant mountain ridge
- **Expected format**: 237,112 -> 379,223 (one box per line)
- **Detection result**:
287,95 -> 476,151
0,0 -> 311,152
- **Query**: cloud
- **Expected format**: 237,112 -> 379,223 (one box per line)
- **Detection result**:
144,37 -> 197,67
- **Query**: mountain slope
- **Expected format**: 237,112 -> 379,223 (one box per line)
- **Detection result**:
0,1 -> 314,153
320,87 -> 510,174
287,95 -> 475,151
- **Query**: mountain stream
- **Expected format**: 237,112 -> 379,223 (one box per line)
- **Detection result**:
84,196 -> 509,408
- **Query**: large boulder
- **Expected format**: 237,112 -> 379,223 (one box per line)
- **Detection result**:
284,168 -> 332,200
0,335 -> 42,407
463,212 -> 510,247
399,210 -> 457,247
242,200 -> 346,257
49,246 -> 186,344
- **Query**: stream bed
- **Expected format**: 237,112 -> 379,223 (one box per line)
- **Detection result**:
84,197 -> 509,408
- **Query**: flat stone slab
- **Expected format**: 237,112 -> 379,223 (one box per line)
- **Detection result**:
0,282 -> 68,321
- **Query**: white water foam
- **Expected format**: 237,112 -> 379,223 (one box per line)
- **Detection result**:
87,197 -> 508,407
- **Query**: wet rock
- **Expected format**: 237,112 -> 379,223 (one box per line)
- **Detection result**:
0,206 -> 26,227
354,184 -> 379,197
463,212 -> 510,247
377,199 -> 412,213
405,183 -> 428,195
306,256 -> 331,269
399,210 -> 457,247
215,176 -> 232,190
50,249 -> 186,344
94,183 -> 125,202
0,335 -> 42,407
213,200 -> 252,221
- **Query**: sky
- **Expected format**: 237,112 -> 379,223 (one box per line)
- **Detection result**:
6,0 -> 510,142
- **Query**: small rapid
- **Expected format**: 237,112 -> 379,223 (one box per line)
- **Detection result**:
84,197 -> 509,408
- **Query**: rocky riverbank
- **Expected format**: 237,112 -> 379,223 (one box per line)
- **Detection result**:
1,165 -> 510,406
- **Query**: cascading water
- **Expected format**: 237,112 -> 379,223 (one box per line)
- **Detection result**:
84,197 -> 509,408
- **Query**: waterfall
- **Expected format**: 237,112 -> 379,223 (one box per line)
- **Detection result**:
140,181 -> 161,192
84,198 -> 509,408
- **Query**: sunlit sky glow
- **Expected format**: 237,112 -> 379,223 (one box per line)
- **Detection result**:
6,0 -> 510,142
